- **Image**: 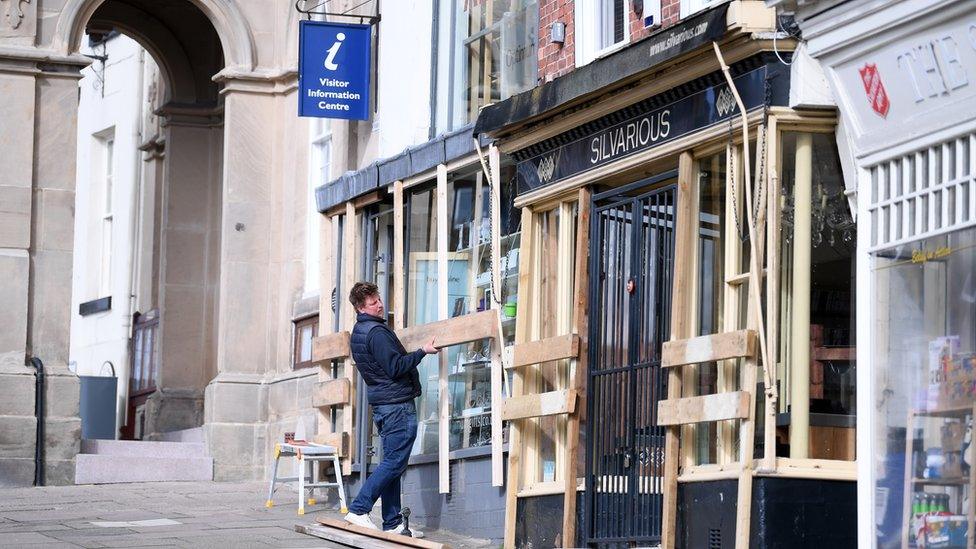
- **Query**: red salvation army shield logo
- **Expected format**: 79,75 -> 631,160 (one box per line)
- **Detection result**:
858,63 -> 890,118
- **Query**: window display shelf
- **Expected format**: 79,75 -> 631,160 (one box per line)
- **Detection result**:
912,477 -> 970,486
910,405 -> 975,418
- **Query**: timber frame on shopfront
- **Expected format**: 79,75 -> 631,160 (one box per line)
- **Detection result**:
486,32 -> 856,549
306,3 -> 858,547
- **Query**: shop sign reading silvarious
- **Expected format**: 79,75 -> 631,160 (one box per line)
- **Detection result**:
516,63 -> 788,193
298,21 -> 371,120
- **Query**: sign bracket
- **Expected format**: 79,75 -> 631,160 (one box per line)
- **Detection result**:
294,0 -> 381,25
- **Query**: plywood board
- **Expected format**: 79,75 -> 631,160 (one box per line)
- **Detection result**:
317,517 -> 451,549
312,378 -> 351,408
657,391 -> 752,426
311,331 -> 351,364
508,334 -> 579,369
501,389 -> 577,421
661,330 -> 757,368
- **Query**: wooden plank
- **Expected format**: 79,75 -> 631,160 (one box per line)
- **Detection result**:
661,152 -> 695,549
488,144 -> 504,488
312,378 -> 351,408
393,180 -> 405,331
317,517 -> 451,549
501,389 -> 577,421
661,330 -> 757,368
296,523 -> 399,549
311,331 -> 350,363
657,392 -> 751,426
436,163 -> 449,495
342,202 -> 358,471
503,206 -> 534,549
508,334 -> 580,369
763,114 -> 780,472
562,186 -> 591,548
396,309 -> 499,351
311,431 -> 349,457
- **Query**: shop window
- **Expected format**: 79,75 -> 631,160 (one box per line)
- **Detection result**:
872,228 -> 976,548
405,182 -> 441,455
686,147 -> 753,467
293,315 -> 319,370
400,162 -> 521,455
778,132 -> 856,461
440,0 -> 539,130
518,203 -> 577,487
576,0 -> 629,66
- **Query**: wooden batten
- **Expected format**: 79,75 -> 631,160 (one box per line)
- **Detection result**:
311,331 -> 351,364
312,378 -> 351,408
508,334 -> 580,369
661,330 -> 757,368
657,391 -> 752,426
396,309 -> 499,351
312,431 -> 349,457
317,517 -> 449,549
502,389 -> 577,421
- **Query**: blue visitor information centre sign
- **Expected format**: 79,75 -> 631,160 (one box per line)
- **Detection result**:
298,21 -> 371,120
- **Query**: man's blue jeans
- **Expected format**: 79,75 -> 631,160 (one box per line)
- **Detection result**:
347,400 -> 418,530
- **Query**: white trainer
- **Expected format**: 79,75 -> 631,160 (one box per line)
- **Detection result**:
344,511 -> 378,530
385,523 -> 424,538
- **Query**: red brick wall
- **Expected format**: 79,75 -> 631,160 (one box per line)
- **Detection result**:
538,0 -> 685,83
538,0 -> 575,82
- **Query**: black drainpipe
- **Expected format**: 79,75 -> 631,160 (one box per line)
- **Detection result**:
30,357 -> 45,486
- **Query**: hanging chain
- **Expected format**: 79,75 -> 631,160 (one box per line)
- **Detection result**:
727,77 -> 771,243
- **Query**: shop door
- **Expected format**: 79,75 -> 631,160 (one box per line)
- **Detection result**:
585,171 -> 676,546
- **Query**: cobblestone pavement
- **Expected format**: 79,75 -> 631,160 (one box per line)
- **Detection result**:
0,481 -> 492,548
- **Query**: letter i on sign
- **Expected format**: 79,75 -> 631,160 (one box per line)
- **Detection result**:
324,32 -> 345,70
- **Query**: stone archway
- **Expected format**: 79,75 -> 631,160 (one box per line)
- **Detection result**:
1,0 -> 306,485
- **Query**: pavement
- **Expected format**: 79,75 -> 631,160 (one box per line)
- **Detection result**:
0,481 -> 494,548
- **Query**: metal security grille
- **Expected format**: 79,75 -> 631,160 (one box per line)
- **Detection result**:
585,172 -> 676,546
868,132 -> 976,251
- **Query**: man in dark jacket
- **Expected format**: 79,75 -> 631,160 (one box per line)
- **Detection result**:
344,282 -> 437,534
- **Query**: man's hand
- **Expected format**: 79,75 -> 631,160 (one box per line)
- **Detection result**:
422,337 -> 438,354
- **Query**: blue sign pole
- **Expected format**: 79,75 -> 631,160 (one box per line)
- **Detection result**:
298,21 -> 371,120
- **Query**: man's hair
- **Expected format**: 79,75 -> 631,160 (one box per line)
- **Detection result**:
349,282 -> 379,310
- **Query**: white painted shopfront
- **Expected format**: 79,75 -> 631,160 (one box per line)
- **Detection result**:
795,0 -> 976,546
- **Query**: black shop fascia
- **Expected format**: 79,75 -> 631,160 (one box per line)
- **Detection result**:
511,54 -> 790,196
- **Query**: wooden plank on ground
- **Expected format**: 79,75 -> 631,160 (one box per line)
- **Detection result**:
396,309 -> 499,351
501,389 -> 577,421
296,523 -> 399,549
311,431 -> 349,457
657,391 -> 751,426
312,378 -> 351,408
317,517 -> 451,549
661,329 -> 757,368
508,334 -> 579,369
311,331 -> 351,364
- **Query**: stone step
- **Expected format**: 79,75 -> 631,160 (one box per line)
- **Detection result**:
80,439 -> 209,458
75,454 -> 213,484
156,427 -> 205,443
